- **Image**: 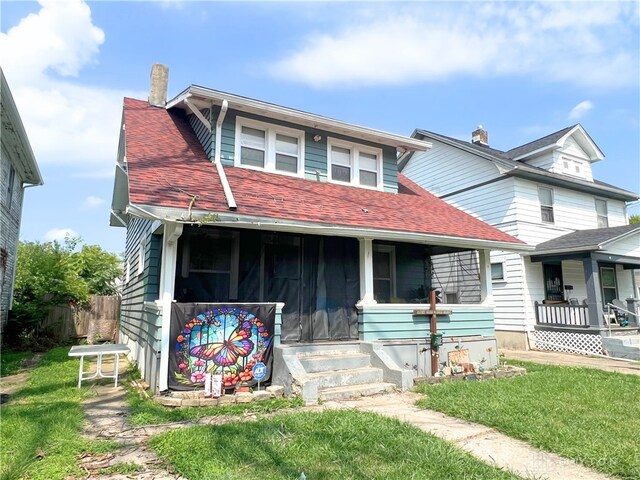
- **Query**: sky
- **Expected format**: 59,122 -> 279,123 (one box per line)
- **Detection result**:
1,0 -> 639,255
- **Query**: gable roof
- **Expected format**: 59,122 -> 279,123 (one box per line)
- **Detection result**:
533,224 -> 640,256
167,85 -> 431,153
505,124 -> 603,161
115,97 -> 529,252
404,129 -> 638,202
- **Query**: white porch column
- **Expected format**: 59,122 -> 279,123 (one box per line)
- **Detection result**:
358,238 -> 377,305
479,249 -> 493,305
158,222 -> 183,392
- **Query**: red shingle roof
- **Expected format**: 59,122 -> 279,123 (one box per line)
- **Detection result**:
123,97 -> 522,245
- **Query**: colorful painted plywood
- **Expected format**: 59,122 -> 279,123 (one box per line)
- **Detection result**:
169,304 -> 275,390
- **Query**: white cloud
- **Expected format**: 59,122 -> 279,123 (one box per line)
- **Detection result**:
44,228 -> 79,242
82,195 -> 105,209
271,3 -> 639,89
568,101 -> 594,121
0,0 -> 145,167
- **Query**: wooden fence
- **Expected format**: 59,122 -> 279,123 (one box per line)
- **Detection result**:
41,295 -> 120,343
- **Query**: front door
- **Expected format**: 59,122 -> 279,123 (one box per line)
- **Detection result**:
543,263 -> 564,301
263,237 -> 302,343
599,265 -> 618,307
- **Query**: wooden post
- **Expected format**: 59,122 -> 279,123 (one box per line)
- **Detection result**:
430,289 -> 438,376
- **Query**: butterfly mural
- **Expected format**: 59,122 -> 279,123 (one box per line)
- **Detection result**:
189,327 -> 254,367
172,306 -> 273,389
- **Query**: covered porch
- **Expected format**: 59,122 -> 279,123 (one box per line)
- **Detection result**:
528,225 -> 640,355
152,222 -> 518,391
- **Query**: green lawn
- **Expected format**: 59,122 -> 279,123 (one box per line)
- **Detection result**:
150,409 -> 522,480
415,360 -> 640,480
0,347 -> 117,480
0,350 -> 33,376
127,389 -> 304,426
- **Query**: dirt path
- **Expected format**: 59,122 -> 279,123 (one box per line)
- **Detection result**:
501,348 -> 640,375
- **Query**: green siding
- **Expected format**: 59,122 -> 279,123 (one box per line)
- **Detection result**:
188,108 -> 213,160
120,218 -> 162,383
382,147 -> 398,193
358,307 -> 495,341
203,108 -> 398,191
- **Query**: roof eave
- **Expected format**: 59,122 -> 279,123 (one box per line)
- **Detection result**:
506,168 -> 639,201
166,86 -> 431,152
1,69 -> 44,186
127,203 -> 532,253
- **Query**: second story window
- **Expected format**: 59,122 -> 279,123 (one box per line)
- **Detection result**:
595,199 -> 608,228
235,118 -> 304,176
538,186 -> 554,224
328,139 -> 382,189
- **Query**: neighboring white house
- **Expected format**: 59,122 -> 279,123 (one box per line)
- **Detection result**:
400,124 -> 640,355
0,68 -> 44,335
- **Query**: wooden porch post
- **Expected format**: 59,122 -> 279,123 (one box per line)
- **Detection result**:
583,255 -> 604,328
158,222 -> 183,392
478,250 -> 493,305
358,238 -> 377,305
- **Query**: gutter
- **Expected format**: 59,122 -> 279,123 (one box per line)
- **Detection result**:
213,100 -> 237,211
130,203 -> 534,253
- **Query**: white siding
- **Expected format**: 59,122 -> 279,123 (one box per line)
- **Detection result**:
491,251 -> 528,331
511,178 -> 628,244
605,234 -> 640,257
562,260 -> 588,302
615,266 -> 634,301
403,140 -> 501,197
521,152 -> 555,170
447,178 -> 518,227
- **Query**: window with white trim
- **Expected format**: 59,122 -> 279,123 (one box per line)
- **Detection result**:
595,199 -> 608,228
490,262 -> 504,281
235,118 -> 304,176
538,186 -> 554,223
328,139 -> 383,189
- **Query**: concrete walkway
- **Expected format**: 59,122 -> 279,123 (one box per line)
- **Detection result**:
325,392 -> 611,480
501,349 -> 640,375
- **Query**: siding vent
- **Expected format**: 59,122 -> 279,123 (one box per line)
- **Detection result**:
471,125 -> 489,147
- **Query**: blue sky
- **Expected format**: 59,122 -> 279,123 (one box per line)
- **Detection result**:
1,0 -> 639,255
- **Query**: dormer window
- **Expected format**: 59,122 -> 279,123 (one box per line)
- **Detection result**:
328,138 -> 383,190
235,117 -> 304,176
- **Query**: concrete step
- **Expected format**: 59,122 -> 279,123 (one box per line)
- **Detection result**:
280,342 -> 362,358
319,382 -> 396,402
300,353 -> 371,373
307,367 -> 384,389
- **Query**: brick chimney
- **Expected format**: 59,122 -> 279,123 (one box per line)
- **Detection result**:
149,64 -> 169,107
471,125 -> 489,147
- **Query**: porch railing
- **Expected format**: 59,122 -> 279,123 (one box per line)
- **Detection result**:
534,301 -> 589,327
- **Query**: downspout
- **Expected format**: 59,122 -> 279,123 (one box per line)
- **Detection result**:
214,100 -> 237,210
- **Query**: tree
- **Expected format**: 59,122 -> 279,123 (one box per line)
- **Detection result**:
629,214 -> 640,224
7,237 -> 121,345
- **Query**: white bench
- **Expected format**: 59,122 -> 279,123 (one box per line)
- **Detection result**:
68,344 -> 130,388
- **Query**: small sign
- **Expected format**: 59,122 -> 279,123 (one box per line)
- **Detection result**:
252,362 -> 267,381
412,309 -> 453,316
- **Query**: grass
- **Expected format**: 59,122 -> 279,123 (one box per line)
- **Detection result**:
0,350 -> 33,376
415,360 -> 640,480
126,388 -> 304,426
0,347 -> 118,480
150,409 -> 523,480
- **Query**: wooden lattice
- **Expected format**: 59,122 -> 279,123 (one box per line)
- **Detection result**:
533,330 -> 603,356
